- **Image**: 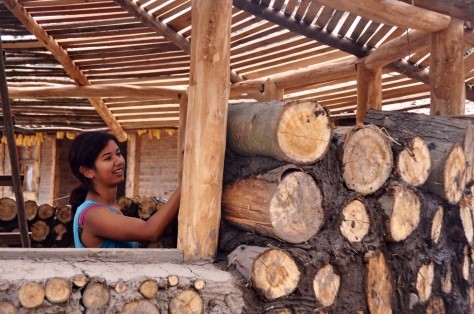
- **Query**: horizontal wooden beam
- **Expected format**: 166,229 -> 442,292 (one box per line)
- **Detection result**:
406,0 -> 474,23
314,0 -> 451,32
231,57 -> 358,92
8,85 -> 186,99
365,30 -> 429,71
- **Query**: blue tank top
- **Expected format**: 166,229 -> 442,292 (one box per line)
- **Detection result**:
73,200 -> 139,249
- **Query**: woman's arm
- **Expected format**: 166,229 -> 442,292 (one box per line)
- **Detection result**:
84,186 -> 181,243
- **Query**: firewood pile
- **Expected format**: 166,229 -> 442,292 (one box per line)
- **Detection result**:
219,101 -> 474,313
0,200 -> 73,247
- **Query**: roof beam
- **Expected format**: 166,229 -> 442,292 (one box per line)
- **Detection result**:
113,0 -> 266,101
3,0 -> 127,141
314,0 -> 451,32
8,85 -> 186,99
403,0 -> 474,23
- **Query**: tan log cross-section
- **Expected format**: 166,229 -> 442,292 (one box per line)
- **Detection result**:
3,0 -> 127,141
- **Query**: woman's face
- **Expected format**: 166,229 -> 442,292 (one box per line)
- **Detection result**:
91,140 -> 126,186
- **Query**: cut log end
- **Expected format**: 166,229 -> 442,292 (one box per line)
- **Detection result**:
431,205 -> 444,244
119,300 -> 160,314
45,277 -> 71,303
365,250 -> 392,314
396,136 -> 431,187
276,101 -> 332,164
18,282 -> 45,309
0,198 -> 17,222
342,125 -> 393,195
252,248 -> 301,300
379,183 -> 421,242
460,196 -> 473,245
340,199 -> 370,242
139,279 -> 159,299
30,220 -> 50,242
169,290 -> 203,314
443,144 -> 466,204
416,262 -> 434,303
313,264 -> 340,307
270,171 -> 324,243
82,283 -> 110,310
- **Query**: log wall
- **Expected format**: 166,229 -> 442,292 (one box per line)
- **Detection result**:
219,107 -> 474,313
0,249 -> 246,313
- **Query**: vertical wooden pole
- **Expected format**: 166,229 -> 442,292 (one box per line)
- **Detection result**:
178,0 -> 232,262
51,138 -> 59,206
356,62 -> 382,123
178,93 -> 188,184
263,79 -> 284,101
126,133 -> 140,196
0,37 -> 30,247
32,142 -> 41,200
430,18 -> 465,115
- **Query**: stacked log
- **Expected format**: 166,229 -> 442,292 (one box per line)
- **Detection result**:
220,105 -> 472,313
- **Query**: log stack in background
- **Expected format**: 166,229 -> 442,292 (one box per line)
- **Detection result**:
220,104 -> 473,313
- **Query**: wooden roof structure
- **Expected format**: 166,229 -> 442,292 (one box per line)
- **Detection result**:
1,0 -> 473,140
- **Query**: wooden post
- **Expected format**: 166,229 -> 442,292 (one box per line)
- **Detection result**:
50,137 -> 58,205
0,37 -> 30,247
126,133 -> 140,197
263,79 -> 284,101
178,93 -> 188,184
356,63 -> 382,123
430,18 -> 465,115
177,0 -> 232,261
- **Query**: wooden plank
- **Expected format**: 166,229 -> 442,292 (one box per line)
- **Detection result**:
326,10 -> 345,33
0,174 -> 24,186
0,232 -> 31,245
315,0 -> 451,32
408,0 -> 474,23
430,19 -> 465,115
314,6 -> 335,29
302,1 -> 322,24
294,0 -> 311,21
0,248 -> 184,263
178,0 -> 231,262
49,137 -> 57,205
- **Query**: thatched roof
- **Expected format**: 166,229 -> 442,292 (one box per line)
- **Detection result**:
1,0 -> 473,134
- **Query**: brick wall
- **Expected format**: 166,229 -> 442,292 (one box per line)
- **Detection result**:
135,131 -> 179,199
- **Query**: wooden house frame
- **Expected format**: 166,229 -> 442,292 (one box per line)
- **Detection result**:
0,0 -> 473,262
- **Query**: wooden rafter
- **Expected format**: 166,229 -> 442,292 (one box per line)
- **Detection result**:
8,85 -> 185,99
406,0 -> 474,23
3,0 -> 127,141
314,0 -> 451,32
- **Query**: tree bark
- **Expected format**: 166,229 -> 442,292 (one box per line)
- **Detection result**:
222,169 -> 324,244
227,100 -> 332,164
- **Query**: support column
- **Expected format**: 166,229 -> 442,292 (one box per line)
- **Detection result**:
430,18 -> 465,115
356,62 -> 382,123
178,0 -> 232,262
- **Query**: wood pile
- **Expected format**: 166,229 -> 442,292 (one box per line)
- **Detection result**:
0,199 -> 73,247
219,104 -> 474,313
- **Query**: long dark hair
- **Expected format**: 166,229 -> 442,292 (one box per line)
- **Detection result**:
68,131 -> 120,212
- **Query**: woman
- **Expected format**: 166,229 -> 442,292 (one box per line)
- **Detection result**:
69,131 -> 181,248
